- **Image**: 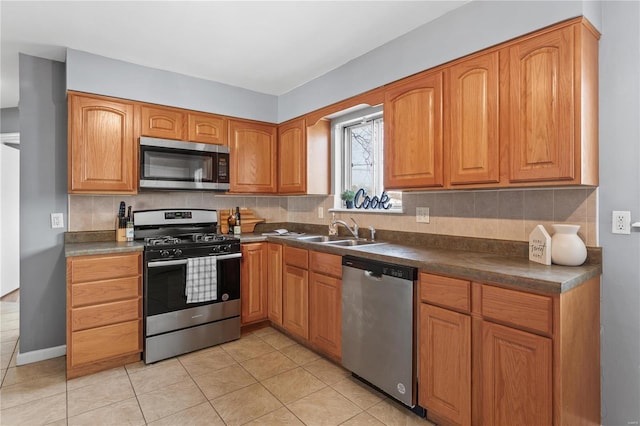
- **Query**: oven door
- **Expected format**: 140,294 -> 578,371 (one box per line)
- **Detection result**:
144,253 -> 241,318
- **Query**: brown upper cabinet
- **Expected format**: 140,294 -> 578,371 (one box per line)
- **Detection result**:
187,112 -> 227,145
384,17 -> 598,191
278,118 -> 307,194
447,51 -> 501,186
140,105 -> 185,140
384,71 -> 444,189
228,119 -> 278,193
508,22 -> 598,185
68,92 -> 138,194
277,118 -> 331,195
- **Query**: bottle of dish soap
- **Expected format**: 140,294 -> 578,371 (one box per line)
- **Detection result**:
328,213 -> 338,236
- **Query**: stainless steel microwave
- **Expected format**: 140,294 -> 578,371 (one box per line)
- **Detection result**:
139,137 -> 230,191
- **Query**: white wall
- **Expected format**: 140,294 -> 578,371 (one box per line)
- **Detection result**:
0,140 -> 20,297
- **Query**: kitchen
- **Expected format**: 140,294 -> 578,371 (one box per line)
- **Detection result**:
1,1 -> 639,425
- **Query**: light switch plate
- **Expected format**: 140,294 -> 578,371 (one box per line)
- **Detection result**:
51,213 -> 64,229
416,207 -> 430,223
318,207 -> 324,219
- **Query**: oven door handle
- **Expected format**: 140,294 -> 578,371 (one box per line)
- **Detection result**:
147,259 -> 189,268
213,253 -> 243,261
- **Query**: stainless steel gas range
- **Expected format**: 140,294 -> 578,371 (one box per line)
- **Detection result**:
134,209 -> 241,364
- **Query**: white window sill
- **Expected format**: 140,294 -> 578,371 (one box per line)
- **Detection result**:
328,208 -> 404,214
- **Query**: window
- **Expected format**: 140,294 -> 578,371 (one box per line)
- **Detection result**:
332,106 -> 402,211
343,116 -> 384,197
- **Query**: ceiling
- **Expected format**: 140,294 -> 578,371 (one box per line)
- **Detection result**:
0,1 -> 468,109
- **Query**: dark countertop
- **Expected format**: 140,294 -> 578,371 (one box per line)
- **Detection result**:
65,240 -> 144,257
64,229 -> 600,294
263,235 -> 601,294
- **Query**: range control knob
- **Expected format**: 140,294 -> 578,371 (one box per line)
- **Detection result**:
224,244 -> 233,252
160,250 -> 170,258
173,249 -> 183,257
210,246 -> 220,254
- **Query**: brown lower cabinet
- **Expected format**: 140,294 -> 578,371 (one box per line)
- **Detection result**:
240,242 -> 268,324
267,243 -> 283,325
418,272 -> 600,426
309,251 -> 342,359
282,246 -> 309,340
66,252 -> 142,379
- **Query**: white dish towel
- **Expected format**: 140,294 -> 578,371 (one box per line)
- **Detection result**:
186,256 -> 217,303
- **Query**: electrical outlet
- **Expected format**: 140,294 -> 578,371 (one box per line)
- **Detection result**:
612,211 -> 631,234
416,207 -> 430,223
318,207 -> 324,219
51,213 -> 64,229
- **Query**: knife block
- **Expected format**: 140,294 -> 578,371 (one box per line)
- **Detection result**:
115,218 -> 127,242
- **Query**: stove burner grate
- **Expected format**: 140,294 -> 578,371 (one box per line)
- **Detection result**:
145,236 -> 182,246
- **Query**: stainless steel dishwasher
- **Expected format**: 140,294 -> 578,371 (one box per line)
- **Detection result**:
341,255 -> 418,407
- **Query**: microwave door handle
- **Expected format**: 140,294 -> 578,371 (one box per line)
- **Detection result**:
213,253 -> 243,261
147,259 -> 189,268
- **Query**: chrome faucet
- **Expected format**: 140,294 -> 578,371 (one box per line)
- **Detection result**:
368,226 -> 376,241
331,216 -> 359,238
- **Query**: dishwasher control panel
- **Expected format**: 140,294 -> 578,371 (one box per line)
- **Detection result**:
342,255 -> 417,281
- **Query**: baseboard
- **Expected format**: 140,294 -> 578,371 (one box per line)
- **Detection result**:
16,345 -> 66,365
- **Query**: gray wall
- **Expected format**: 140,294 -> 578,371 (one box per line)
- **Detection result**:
278,1 -> 591,121
1,107 -> 19,133
599,2 -> 640,424
18,54 -> 67,354
66,49 -> 278,123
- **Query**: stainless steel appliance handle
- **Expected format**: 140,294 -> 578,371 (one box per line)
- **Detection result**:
147,259 -> 189,268
213,253 -> 242,261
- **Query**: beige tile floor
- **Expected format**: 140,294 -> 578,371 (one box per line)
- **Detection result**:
0,301 -> 434,425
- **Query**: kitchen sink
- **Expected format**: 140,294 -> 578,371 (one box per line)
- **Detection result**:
296,235 -> 344,243
323,239 -> 382,246
296,235 -> 384,247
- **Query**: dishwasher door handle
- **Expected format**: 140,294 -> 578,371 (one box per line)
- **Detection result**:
363,270 -> 383,281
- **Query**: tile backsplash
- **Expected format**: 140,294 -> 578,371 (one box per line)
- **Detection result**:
69,187 -> 598,247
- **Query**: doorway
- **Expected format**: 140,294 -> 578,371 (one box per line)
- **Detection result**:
1,132 -> 20,298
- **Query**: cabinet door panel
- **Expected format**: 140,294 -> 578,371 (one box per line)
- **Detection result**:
141,105 -> 184,140
449,52 -> 500,185
69,94 -> 137,193
188,113 -> 227,145
229,120 -> 277,193
241,243 -> 268,324
482,321 -> 552,426
509,26 -> 574,182
71,298 -> 141,331
309,272 -> 341,358
283,265 -> 308,340
70,252 -> 140,283
385,72 -> 443,189
278,118 -> 306,193
419,304 -> 471,426
267,243 -> 283,325
70,320 -> 141,367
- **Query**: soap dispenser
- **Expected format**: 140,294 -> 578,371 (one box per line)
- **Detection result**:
328,213 -> 338,235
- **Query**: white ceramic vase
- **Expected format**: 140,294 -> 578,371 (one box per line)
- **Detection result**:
550,224 -> 587,266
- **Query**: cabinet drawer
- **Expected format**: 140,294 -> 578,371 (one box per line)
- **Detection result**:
71,299 -> 141,331
70,320 -> 141,367
310,251 -> 342,278
71,276 -> 140,308
284,246 -> 308,269
482,285 -> 553,335
70,253 -> 140,283
420,273 -> 470,312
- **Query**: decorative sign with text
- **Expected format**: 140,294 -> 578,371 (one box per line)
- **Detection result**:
529,224 -> 551,265
354,188 -> 392,210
